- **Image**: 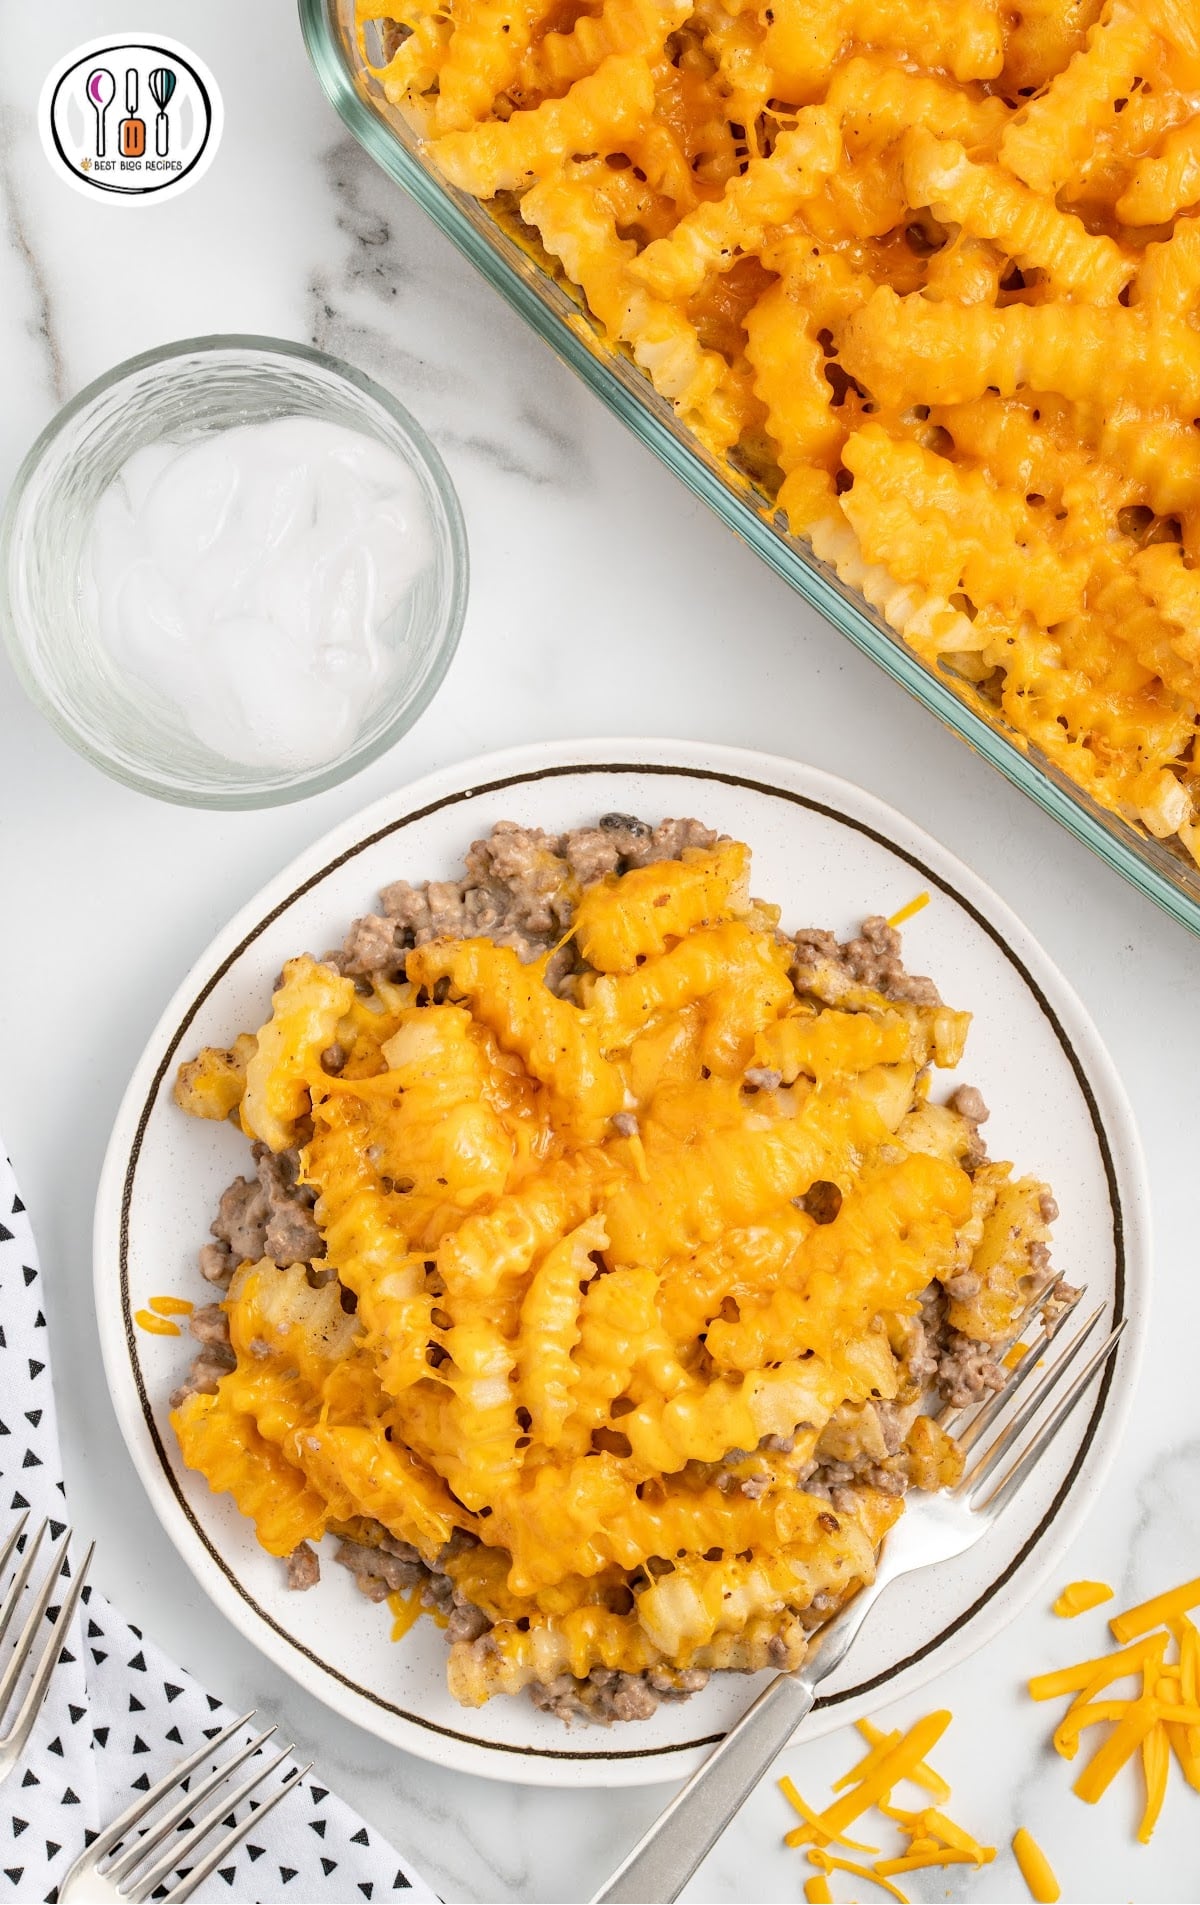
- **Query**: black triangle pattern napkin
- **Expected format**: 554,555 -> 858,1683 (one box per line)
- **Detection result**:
0,1151 -> 435,1904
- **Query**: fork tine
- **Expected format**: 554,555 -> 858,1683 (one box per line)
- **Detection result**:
0,1526 -> 67,1722
104,1726 -> 278,1884
955,1302 -> 1103,1460
0,1517 -> 45,1658
0,1540 -> 92,1769
126,1743 -> 297,1903
971,1320 -> 1126,1518
56,1713 -> 257,1899
161,1761 -> 313,1905
960,1304 -> 1107,1494
0,1514 -> 29,1591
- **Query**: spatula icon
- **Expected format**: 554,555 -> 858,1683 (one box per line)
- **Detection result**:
85,68 -> 115,158
147,66 -> 177,157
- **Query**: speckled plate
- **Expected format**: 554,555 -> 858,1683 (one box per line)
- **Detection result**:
94,740 -> 1149,1787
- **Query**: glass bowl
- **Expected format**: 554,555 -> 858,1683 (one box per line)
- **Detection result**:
0,335 -> 469,807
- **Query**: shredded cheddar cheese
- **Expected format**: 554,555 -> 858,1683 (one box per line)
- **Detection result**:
779,1709 -> 996,1900
807,1848 -> 909,1901
845,1716 -> 952,1802
1053,1579 -> 1114,1618
1111,1578 -> 1200,1643
1033,1572 -> 1200,1845
779,1775 -> 879,1853
135,1310 -> 182,1338
387,1587 -> 425,1643
149,1294 -> 194,1318
1012,1827 -> 1060,1903
886,893 -> 931,930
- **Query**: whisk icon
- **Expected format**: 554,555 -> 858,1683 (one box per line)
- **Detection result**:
147,65 -> 177,156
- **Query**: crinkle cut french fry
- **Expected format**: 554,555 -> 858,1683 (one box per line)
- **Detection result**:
373,0 -> 1200,871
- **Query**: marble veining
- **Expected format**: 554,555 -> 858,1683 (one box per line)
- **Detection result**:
0,1 -> 1198,1900
0,119 -> 66,408
312,134 -> 589,492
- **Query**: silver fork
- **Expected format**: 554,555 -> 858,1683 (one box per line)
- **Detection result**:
59,1712 -> 312,1903
592,1292 -> 1124,1903
0,1516 -> 94,1789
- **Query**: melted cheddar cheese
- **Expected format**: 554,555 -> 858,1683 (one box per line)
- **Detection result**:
364,0 -> 1200,870
172,839 -> 1054,1706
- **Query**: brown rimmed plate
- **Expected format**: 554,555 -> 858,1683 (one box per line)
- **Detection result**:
94,739 -> 1147,1786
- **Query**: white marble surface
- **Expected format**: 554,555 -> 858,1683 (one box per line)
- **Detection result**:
0,4 -> 1198,1901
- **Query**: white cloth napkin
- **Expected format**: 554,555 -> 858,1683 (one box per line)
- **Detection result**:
0,1151 -> 437,1905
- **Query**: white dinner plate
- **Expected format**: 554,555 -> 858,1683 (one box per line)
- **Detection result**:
95,739 -> 1149,1787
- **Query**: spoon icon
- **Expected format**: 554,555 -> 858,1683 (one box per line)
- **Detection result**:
85,67 -> 115,157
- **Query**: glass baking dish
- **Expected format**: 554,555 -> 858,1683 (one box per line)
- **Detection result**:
300,0 -> 1200,940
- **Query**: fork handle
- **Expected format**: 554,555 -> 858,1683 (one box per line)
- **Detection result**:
590,1668 -> 816,1903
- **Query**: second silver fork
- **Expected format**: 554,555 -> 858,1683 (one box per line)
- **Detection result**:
58,1712 -> 311,1904
0,1515 -> 94,1789
593,1292 -> 1124,1904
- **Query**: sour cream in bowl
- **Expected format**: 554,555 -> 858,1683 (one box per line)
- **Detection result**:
1,337 -> 467,807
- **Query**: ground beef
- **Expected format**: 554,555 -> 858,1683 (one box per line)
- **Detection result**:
167,1302 -> 237,1409
949,1084 -> 989,1126
187,1302 -> 231,1349
210,1143 -> 323,1269
334,1536 -> 428,1602
793,916 -> 940,1005
286,1543 -> 321,1591
445,1601 -> 491,1644
941,1271 -> 981,1300
936,1333 -> 1008,1408
336,911 -> 402,979
594,1672 -> 660,1722
257,1147 -> 324,1262
904,1293 -> 943,1391
329,815 -> 720,987
798,1453 -> 909,1501
949,1083 -> 991,1170
794,1399 -> 916,1504
210,1173 -> 268,1263
558,827 -> 628,885
331,1527 -> 494,1640
872,1402 -> 908,1455
1041,1278 -> 1082,1327
647,1666 -> 711,1697
198,1241 -> 235,1289
890,1263 -> 1079,1412
168,1343 -> 235,1410
529,1663 -> 709,1725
